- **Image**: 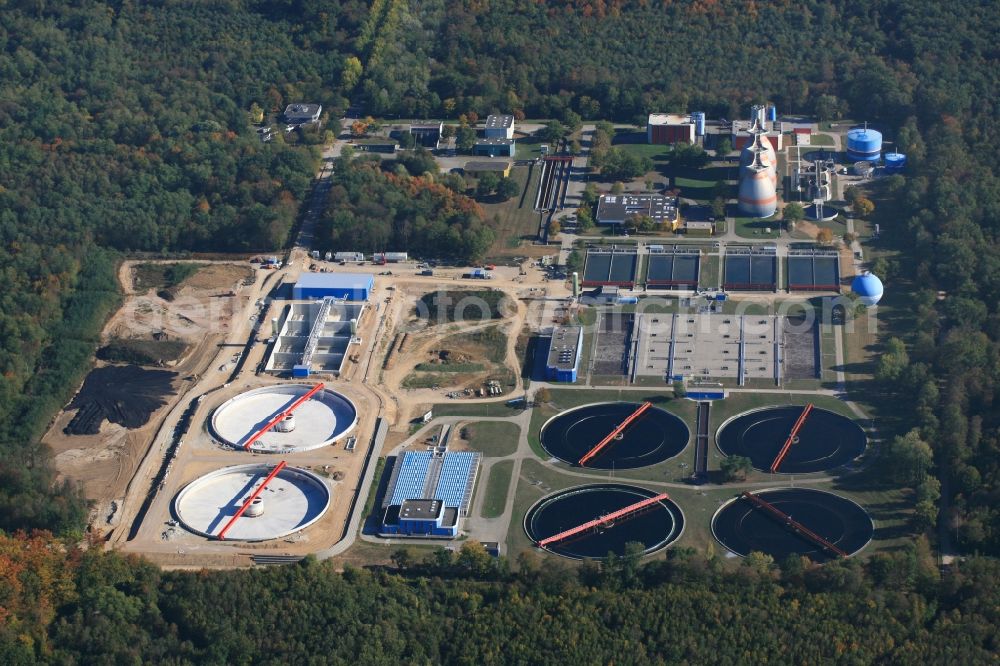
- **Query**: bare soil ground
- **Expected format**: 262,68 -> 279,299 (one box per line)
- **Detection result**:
839,245 -> 856,282
44,260 -> 259,531
401,328 -> 510,390
378,283 -> 527,425
795,220 -> 822,239
105,263 -> 253,351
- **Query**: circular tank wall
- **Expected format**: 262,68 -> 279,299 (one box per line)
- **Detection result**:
173,464 -> 331,541
210,384 -> 358,453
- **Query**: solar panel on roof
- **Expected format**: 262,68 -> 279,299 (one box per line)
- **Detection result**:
389,451 -> 434,506
388,451 -> 480,512
433,453 -> 478,510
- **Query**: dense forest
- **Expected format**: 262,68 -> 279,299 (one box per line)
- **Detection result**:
0,2 -> 332,529
316,151 -> 495,259
1,532 -> 998,663
0,0 -> 998,659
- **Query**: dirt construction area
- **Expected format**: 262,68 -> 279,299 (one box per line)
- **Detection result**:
44,260 -> 261,534
377,283 -> 529,424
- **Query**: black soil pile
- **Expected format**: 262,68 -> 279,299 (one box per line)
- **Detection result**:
97,339 -> 189,366
65,365 -> 177,435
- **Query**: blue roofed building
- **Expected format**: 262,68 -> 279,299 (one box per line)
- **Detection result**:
380,450 -> 481,537
293,272 -> 374,301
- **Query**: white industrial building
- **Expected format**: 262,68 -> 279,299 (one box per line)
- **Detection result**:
265,299 -> 366,376
484,114 -> 515,139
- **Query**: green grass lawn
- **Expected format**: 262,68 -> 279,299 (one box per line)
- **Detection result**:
734,215 -> 782,239
580,236 -> 640,245
413,362 -> 486,373
481,460 -> 514,518
699,255 -> 720,289
577,330 -> 595,383
809,133 -> 835,146
820,324 -> 839,385
461,421 -> 520,457
615,142 -> 673,161
710,390 -> 857,426
841,311 -> 878,383
431,401 -> 526,418
715,299 -> 772,315
480,165 -> 543,257
402,373 -> 451,389
514,136 -> 547,160
133,262 -> 205,292
335,541 -> 444,568
818,119 -> 858,131
574,307 -> 597,326
363,457 -> 386,517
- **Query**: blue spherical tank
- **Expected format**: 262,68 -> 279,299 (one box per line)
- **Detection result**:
851,272 -> 883,306
884,152 -> 907,173
846,128 -> 882,162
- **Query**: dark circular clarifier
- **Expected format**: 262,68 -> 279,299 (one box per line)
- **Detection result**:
524,483 -> 684,560
712,488 -> 872,563
716,406 -> 866,473
540,402 -> 689,469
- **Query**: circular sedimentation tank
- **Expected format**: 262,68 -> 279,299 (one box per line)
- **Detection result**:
540,402 -> 689,469
804,203 -> 839,222
210,384 -> 357,453
525,484 -> 684,559
712,488 -> 873,562
716,405 -> 866,474
173,464 -> 331,541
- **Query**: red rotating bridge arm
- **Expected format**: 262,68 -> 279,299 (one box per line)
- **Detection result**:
537,492 -> 670,548
740,491 -> 848,558
242,382 -> 324,450
217,460 -> 287,540
578,402 -> 653,466
769,403 -> 814,473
